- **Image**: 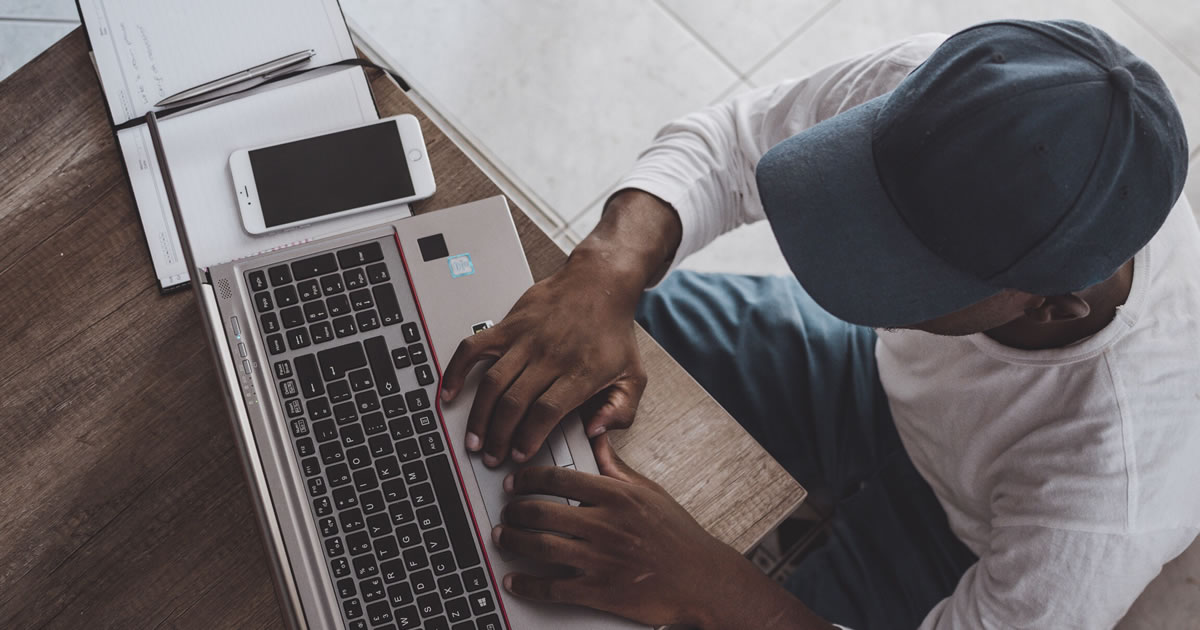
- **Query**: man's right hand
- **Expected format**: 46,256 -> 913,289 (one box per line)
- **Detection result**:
440,189 -> 682,467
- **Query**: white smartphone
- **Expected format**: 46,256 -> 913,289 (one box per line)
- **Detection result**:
229,114 -> 436,234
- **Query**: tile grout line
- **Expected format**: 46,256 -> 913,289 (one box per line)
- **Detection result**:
741,0 -> 842,81
0,16 -> 79,24
1112,0 -> 1200,80
651,0 -> 748,82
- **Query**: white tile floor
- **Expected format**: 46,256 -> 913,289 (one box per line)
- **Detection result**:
3,1 -> 1199,624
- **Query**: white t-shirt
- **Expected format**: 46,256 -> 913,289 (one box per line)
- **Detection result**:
617,34 -> 1200,629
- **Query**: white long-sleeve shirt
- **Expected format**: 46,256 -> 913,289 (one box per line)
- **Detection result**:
618,35 -> 1200,629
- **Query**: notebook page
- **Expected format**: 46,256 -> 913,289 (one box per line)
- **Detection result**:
118,67 -> 412,287
80,0 -> 355,125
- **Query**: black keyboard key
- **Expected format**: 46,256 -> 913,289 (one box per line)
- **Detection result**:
388,582 -> 414,608
273,360 -> 292,379
336,577 -> 356,599
369,512 -> 394,538
373,284 -> 404,326
405,389 -> 431,412
415,364 -> 436,386
292,253 -> 338,281
346,445 -> 372,469
391,347 -> 411,369
356,309 -> 381,332
320,273 -> 345,296
348,368 -> 374,392
420,432 -> 445,456
396,523 -> 421,548
328,380 -> 352,404
285,399 -> 304,418
327,294 -> 351,316
382,478 -> 407,502
469,590 -> 496,615
340,508 -> 366,533
297,279 -> 321,302
333,486 -> 358,510
388,417 -> 413,441
418,592 -> 443,617
413,411 -> 437,433
344,267 -> 368,290
339,242 -> 383,268
314,496 -> 333,517
430,550 -> 455,576
424,528 -> 450,555
324,535 -> 344,558
437,574 -> 464,599
362,577 -> 386,603
347,531 -> 371,555
317,342 -> 367,381
248,270 -> 268,291
327,463 -> 352,488
403,461 -> 428,484
267,333 -> 286,355
294,355 -> 324,398
445,597 -> 470,624
426,617 -> 450,630
253,291 -> 273,313
366,262 -> 390,283
410,483 -> 434,508
365,336 -> 402,396
417,505 -> 442,530
369,434 -> 394,458
295,436 -> 315,457
354,468 -> 379,493
260,312 -> 280,334
301,457 -> 321,477
390,501 -> 415,526
303,300 -> 328,323
313,419 -> 338,443
375,535 -> 401,561
349,288 -> 374,311
408,343 -> 427,365
341,423 -> 366,447
428,455 -> 481,569
320,440 -> 345,465
395,605 -> 420,630
376,455 -> 401,480
279,379 -> 298,398
477,614 -> 503,630
383,395 -> 407,418
396,439 -> 421,462
310,321 -> 333,344
289,417 -> 309,437
281,306 -> 305,329
382,559 -> 407,585
332,315 -> 357,337
307,397 -> 332,421
463,567 -> 487,592
402,322 -> 421,344
269,265 -> 292,286
356,391 -> 381,414
307,477 -> 327,498
411,569 -> 436,595
289,327 -> 313,352
330,556 -> 350,579
342,597 -> 363,621
363,412 -> 388,436
274,285 -> 299,307
333,401 -> 358,425
321,516 -> 339,537
353,554 -> 379,579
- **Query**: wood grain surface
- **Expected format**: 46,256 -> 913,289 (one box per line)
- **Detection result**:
0,30 -> 804,629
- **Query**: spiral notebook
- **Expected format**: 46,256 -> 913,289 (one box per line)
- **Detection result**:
77,0 -> 412,292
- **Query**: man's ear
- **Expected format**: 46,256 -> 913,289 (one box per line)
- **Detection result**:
1023,294 -> 1091,324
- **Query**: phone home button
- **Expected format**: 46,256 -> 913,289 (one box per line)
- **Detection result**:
408,149 -> 422,162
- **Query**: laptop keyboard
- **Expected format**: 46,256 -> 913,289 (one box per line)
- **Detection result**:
247,238 -> 505,630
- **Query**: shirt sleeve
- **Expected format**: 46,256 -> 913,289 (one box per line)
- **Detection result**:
614,33 -> 945,275
918,524 -> 1199,630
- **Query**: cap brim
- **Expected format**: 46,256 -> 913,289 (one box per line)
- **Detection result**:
756,95 -> 1002,328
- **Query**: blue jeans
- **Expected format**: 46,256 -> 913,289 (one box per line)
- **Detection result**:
636,272 -> 976,630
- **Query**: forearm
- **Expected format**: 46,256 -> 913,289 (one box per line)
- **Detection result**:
567,188 -> 682,302
700,552 -> 836,630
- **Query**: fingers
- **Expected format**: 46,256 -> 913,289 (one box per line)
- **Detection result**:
482,367 -> 557,466
441,327 -> 502,402
508,464 -> 620,505
492,524 -> 591,567
463,350 -> 526,459
502,573 -> 591,607
592,434 -> 658,491
581,377 -> 646,438
502,498 -> 594,540
508,376 -> 594,463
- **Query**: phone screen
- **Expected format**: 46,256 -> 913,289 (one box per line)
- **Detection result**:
249,121 -> 416,228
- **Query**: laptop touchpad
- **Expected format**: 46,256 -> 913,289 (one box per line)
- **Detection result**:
469,428 -> 573,531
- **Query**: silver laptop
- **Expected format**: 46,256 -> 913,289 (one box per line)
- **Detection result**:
149,116 -> 645,628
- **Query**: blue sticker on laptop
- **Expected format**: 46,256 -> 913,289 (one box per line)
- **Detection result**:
448,253 -> 475,278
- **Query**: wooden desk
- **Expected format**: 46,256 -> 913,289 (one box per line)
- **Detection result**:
0,30 -> 804,628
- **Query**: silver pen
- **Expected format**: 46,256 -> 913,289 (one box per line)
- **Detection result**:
155,49 -> 316,107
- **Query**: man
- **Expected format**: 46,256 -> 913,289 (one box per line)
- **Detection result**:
441,19 -> 1200,629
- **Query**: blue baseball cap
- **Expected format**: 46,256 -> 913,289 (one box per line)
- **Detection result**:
756,19 -> 1188,328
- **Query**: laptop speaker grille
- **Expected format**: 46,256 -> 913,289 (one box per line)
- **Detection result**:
217,278 -> 232,300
